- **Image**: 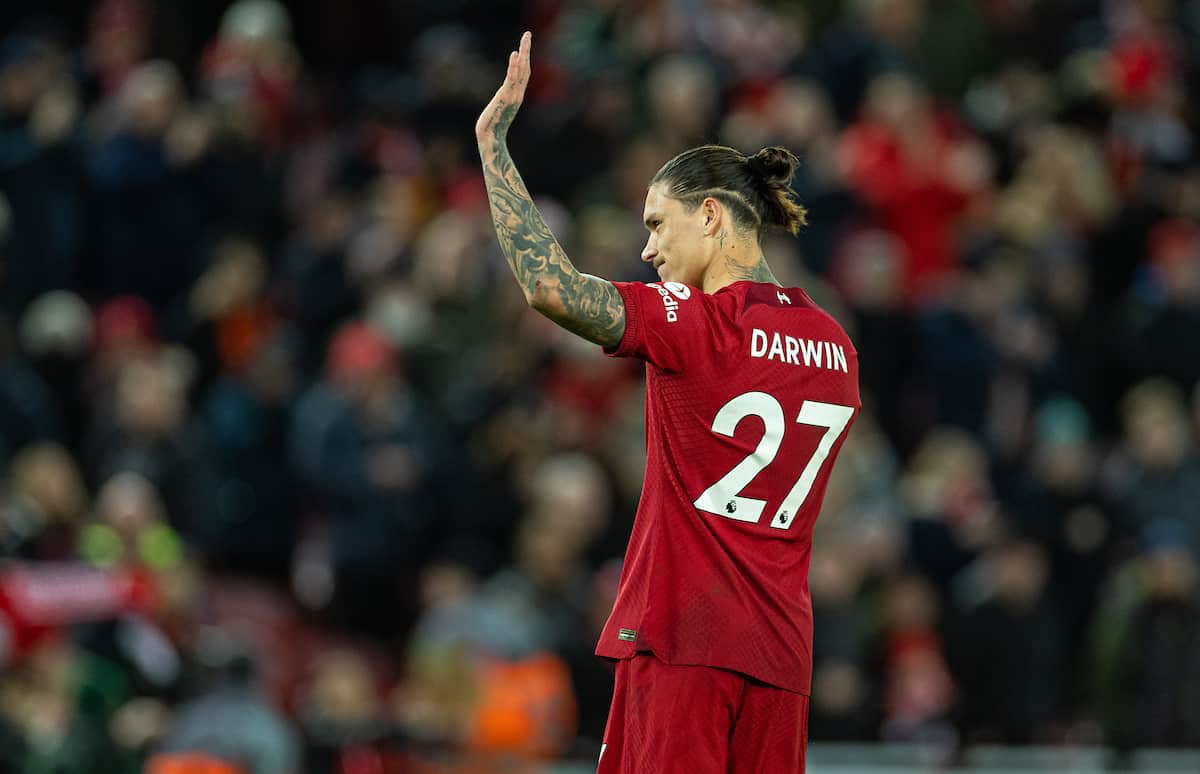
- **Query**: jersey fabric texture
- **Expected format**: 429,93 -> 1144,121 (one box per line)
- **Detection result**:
597,279 -> 861,695
597,653 -> 809,774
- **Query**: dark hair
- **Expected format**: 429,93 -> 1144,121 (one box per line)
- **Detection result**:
650,145 -> 808,236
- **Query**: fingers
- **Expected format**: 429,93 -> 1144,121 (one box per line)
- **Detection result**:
519,30 -> 531,65
477,32 -> 532,140
506,32 -> 531,85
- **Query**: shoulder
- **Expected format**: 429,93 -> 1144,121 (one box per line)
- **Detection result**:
630,280 -> 728,323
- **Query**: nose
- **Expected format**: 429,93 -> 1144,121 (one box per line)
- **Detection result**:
641,236 -> 657,263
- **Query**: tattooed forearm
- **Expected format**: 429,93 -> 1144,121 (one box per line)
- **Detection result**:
479,135 -> 625,348
724,255 -> 780,285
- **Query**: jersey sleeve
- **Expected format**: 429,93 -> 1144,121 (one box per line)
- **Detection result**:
604,281 -> 725,373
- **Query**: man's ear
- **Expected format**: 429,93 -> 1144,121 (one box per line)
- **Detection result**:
701,197 -> 722,236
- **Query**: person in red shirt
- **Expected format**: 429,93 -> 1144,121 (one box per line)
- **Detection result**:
476,33 -> 860,774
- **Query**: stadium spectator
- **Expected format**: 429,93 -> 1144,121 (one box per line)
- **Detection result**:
1108,525 -> 1200,749
157,641 -> 301,774
304,322 -> 441,636
196,329 -> 299,578
3,442 -> 87,560
947,538 -> 1064,744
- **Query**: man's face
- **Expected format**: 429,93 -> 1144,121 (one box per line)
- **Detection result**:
641,183 -> 711,287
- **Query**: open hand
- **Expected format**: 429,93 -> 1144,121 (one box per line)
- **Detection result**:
475,31 -> 531,146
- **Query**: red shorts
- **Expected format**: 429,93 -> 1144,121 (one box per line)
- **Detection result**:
598,653 -> 809,774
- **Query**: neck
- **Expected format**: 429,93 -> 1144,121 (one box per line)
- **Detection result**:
702,243 -> 780,293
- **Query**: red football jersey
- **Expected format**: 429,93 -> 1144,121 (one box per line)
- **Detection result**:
596,279 -> 861,694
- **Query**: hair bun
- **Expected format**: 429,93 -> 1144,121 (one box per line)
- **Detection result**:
747,146 -> 799,185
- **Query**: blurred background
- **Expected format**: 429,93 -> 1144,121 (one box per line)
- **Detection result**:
1,0 -> 1200,772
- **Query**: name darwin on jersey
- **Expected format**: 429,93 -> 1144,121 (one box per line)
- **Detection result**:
750,327 -> 849,373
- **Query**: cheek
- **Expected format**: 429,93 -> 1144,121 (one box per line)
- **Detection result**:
657,231 -> 669,252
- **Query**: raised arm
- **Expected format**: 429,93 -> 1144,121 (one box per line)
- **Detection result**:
475,32 -> 625,348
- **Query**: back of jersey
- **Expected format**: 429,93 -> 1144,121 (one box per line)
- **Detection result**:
597,279 -> 860,694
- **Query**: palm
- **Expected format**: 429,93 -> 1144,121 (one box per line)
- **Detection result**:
476,31 -> 532,142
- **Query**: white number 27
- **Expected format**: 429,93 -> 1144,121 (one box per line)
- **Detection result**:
692,393 -> 854,529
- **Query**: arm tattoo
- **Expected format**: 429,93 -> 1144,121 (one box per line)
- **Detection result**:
479,125 -> 625,348
725,256 -> 781,285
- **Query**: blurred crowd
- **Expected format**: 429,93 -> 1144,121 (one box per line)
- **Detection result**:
2,0 -> 1200,771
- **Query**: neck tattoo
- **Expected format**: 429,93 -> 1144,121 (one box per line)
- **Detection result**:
725,256 -> 780,285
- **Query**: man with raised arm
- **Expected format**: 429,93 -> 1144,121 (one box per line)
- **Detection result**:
476,32 -> 860,774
